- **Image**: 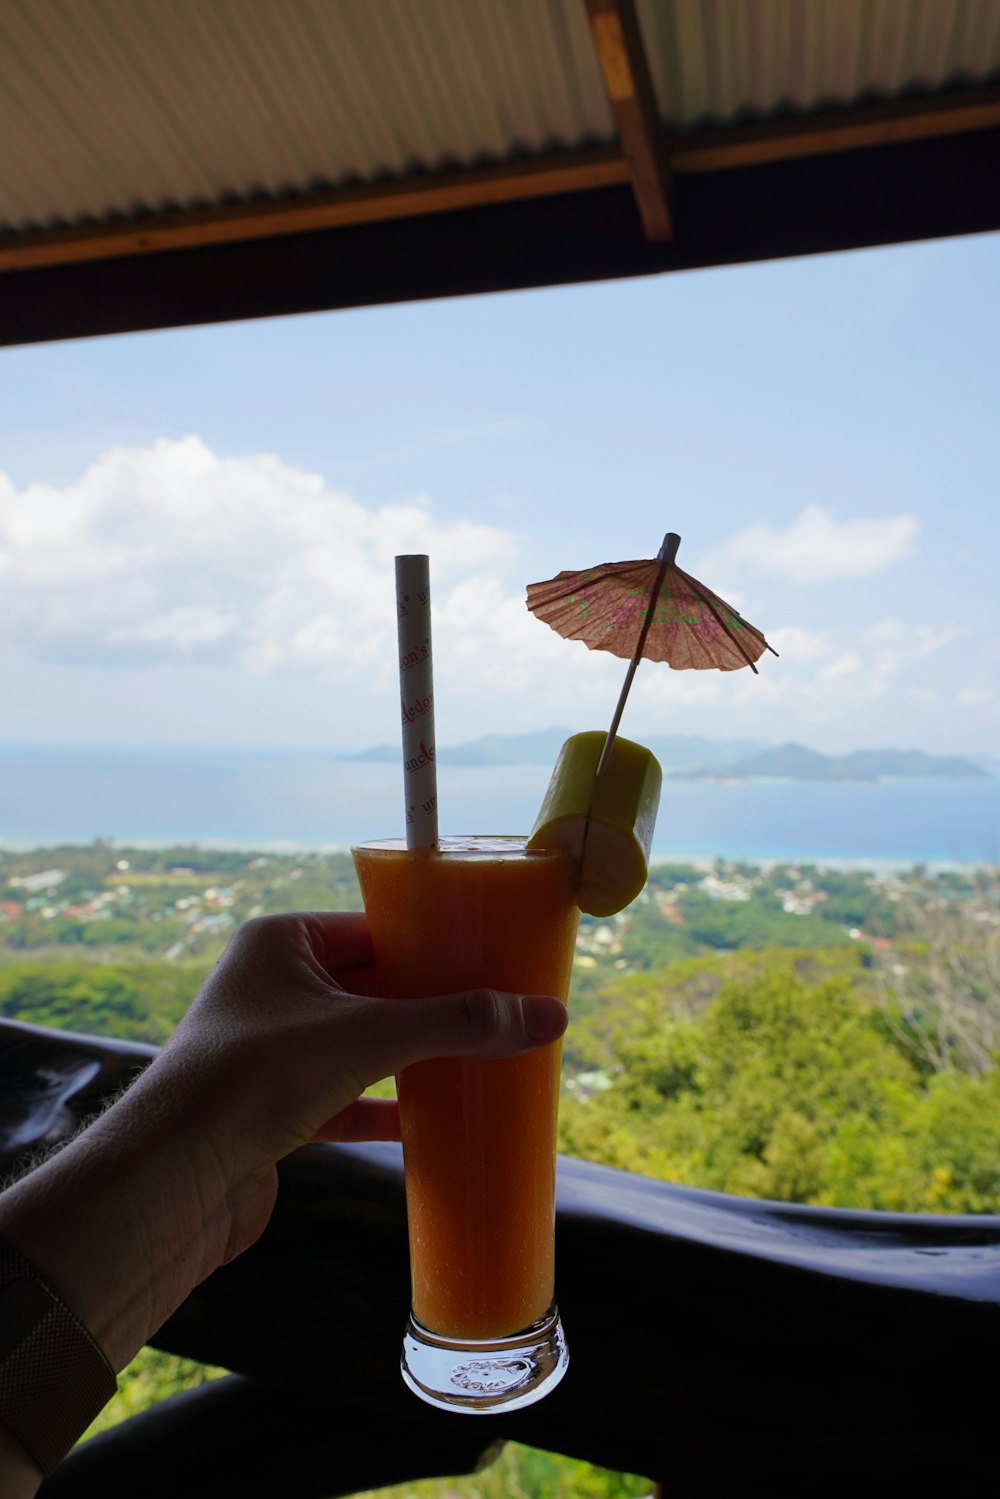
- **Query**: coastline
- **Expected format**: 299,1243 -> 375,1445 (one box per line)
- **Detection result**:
0,752 -> 996,870
0,835 -> 993,878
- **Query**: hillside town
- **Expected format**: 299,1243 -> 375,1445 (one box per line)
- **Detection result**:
1,843 -> 994,972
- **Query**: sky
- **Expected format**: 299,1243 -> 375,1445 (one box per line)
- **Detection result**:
0,229 -> 997,759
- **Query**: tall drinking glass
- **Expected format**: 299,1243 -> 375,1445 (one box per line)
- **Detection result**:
352,835 -> 579,1413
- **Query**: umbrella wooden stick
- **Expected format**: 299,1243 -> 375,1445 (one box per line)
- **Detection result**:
596,532 -> 679,778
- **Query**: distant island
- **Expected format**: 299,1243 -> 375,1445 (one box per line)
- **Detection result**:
344,730 -> 991,781
675,743 -> 990,782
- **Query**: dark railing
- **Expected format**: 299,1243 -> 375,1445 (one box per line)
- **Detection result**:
4,1016 -> 998,1499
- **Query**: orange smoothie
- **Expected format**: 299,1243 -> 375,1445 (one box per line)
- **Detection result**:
353,836 -> 578,1341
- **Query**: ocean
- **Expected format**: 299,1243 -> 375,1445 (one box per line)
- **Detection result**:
0,748 -> 997,867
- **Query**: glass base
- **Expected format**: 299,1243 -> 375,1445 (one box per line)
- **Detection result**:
401,1303 -> 569,1414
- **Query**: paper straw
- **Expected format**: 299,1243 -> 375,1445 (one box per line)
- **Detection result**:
395,554 -> 439,848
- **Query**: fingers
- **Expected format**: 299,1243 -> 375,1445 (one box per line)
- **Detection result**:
298,912 -> 375,974
208,912 -> 377,1001
313,1097 -> 401,1144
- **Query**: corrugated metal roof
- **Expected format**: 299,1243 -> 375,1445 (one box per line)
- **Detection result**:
638,0 -> 1000,126
0,0 -> 614,233
1,0 -> 998,237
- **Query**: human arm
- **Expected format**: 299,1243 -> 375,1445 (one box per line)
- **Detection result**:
0,912 -> 568,1495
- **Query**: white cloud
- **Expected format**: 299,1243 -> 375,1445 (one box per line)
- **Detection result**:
957,685 -> 997,707
110,605 -> 238,650
819,652 -> 862,681
711,504 -> 919,582
0,438 -> 521,682
862,617 -> 961,674
0,438 -> 648,741
434,577 -> 620,714
734,615 -> 966,728
2,441 -> 983,753
766,625 -> 830,661
635,671 -> 723,708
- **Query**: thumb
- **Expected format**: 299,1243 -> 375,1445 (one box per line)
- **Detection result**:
360,988 -> 568,1081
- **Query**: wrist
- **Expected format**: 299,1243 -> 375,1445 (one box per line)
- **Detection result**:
0,1233 -> 117,1478
0,1077 -> 235,1373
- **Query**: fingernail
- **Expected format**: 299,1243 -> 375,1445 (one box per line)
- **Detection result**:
522,994 -> 567,1042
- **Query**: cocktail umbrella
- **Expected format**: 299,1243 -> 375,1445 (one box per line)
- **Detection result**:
526,533 -> 776,772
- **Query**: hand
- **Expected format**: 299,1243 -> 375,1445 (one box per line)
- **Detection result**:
0,911 -> 568,1496
134,911 -> 570,1266
1,912 -> 568,1372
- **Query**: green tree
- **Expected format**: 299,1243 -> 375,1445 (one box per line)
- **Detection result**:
561,961 -> 921,1202
0,961 -> 205,1043
822,1067 -> 1000,1212
82,1349 -> 227,1443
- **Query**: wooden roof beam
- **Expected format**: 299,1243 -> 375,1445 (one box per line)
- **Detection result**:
671,82 -> 1000,174
0,148 -> 629,275
584,0 -> 672,241
0,85 -> 995,278
5,127 -> 1000,349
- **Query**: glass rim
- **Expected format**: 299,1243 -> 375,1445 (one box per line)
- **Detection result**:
351,834 -> 566,858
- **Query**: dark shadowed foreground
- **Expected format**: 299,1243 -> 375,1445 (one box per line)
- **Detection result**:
4,1017 -> 998,1499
